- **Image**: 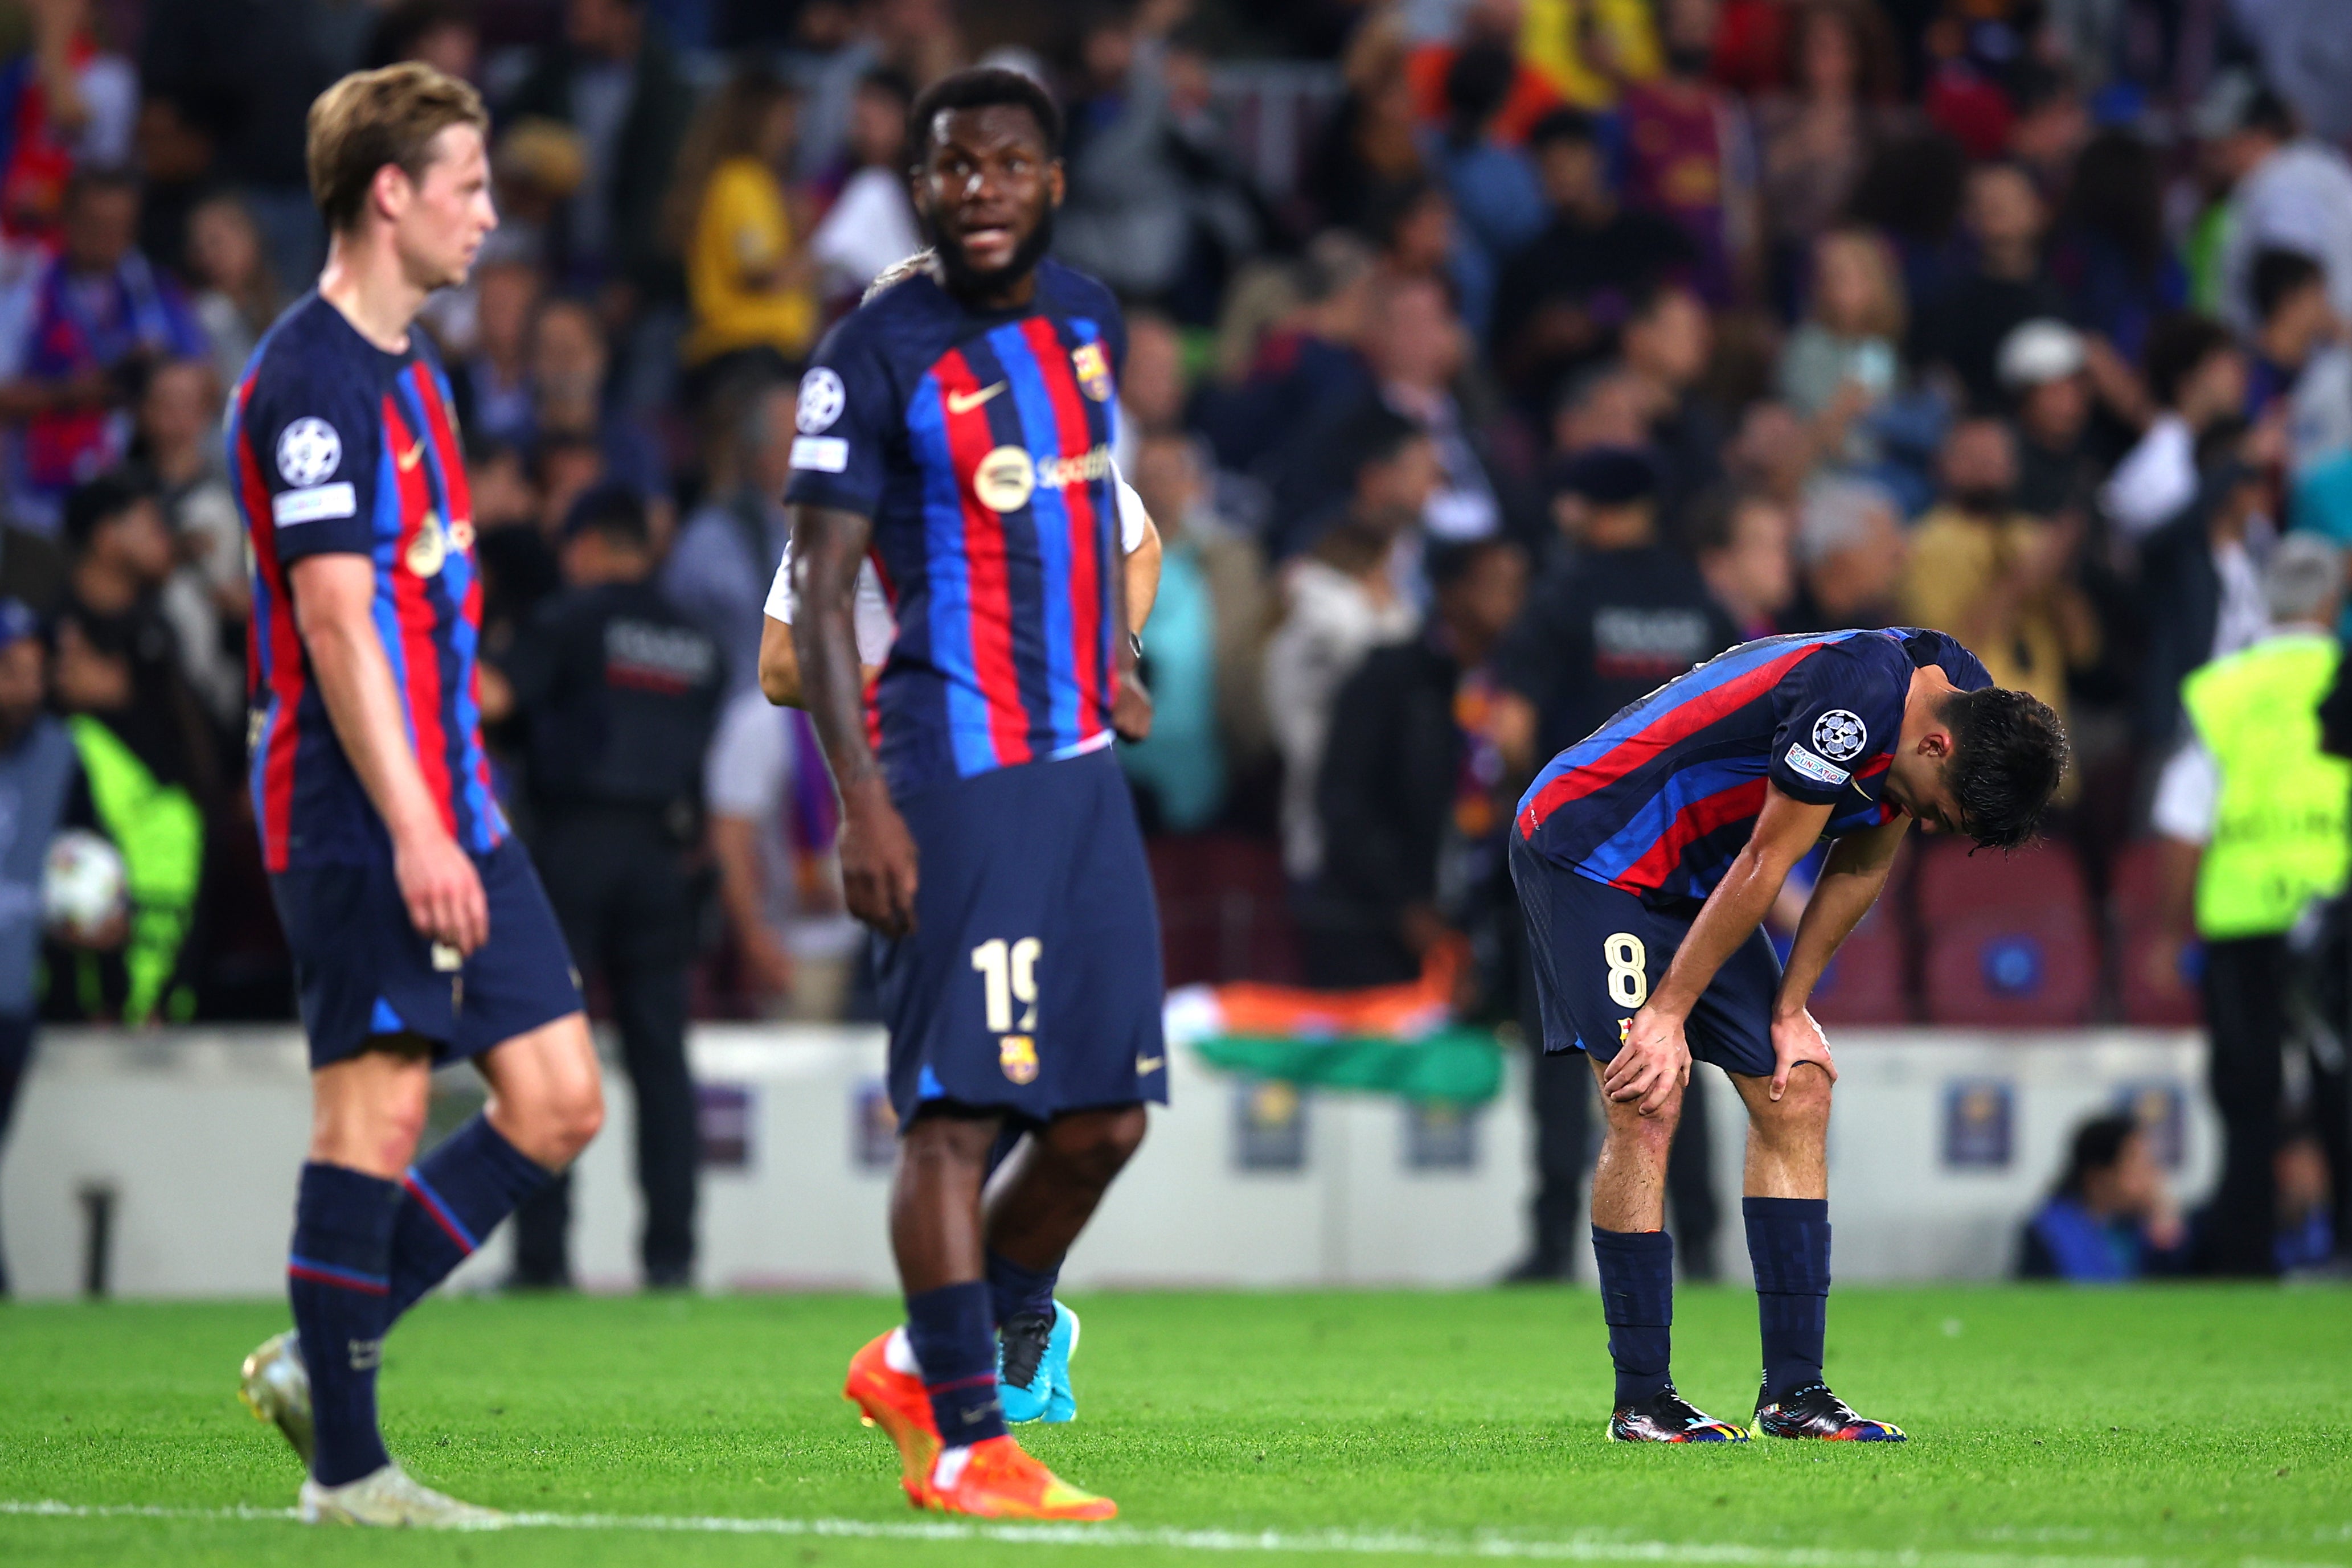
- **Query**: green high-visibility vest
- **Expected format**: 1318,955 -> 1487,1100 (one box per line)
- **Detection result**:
2181,632 -> 2351,939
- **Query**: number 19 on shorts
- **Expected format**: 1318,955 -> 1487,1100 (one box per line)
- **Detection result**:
972,937 -> 1041,1032
1604,932 -> 1648,1009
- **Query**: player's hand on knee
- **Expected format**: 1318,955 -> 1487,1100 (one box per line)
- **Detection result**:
394,824 -> 490,955
1605,1007 -> 1690,1118
839,782 -> 920,937
1767,1008 -> 1837,1102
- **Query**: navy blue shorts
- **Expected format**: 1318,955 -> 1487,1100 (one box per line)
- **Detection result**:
1510,834 -> 1778,1078
271,836 -> 584,1070
875,746 -> 1166,1128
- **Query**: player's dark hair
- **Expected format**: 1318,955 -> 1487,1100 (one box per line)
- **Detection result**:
2142,312 -> 2237,408
2056,1113 -> 2139,1198
307,61 -> 489,234
563,481 -> 650,551
2251,247 -> 2326,325
1939,686 -> 2068,851
907,67 -> 1062,166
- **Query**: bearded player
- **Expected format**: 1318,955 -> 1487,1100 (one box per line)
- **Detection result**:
788,69 -> 1163,1519
228,65 -> 601,1525
1511,628 -> 2066,1441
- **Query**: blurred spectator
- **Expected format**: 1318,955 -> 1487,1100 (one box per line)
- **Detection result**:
2133,418 -> 2277,750
505,0 -> 697,299
1692,485 -> 1796,639
1308,535 -> 1526,987
487,484 -> 723,1290
1491,446 -> 1737,777
1911,161 -> 2066,414
2198,77 -> 2352,336
1362,272 -> 1513,544
1618,281 -> 1723,522
2047,127 -> 2184,372
2150,533 -> 2347,1275
183,194 -> 281,395
1195,231 -> 1376,494
1055,1 -> 1195,304
140,0 -> 342,286
0,0 -> 136,244
0,604 -> 71,1296
363,0 -> 483,79
1998,319 -> 2100,521
671,65 -> 817,400
806,68 -> 920,308
450,255 -> 544,450
0,168 -> 207,531
1264,403 -> 1432,882
1308,18 -> 1428,232
527,293 -> 665,498
1722,397 -> 1816,511
665,374 -> 792,696
132,358 -> 242,733
1411,0 -> 1587,128
1752,0 -> 1904,300
2015,1113 -> 2187,1282
2102,314 -> 2247,541
1489,108 -> 1694,413
2247,248 -> 2352,475
130,85 -> 220,282
1119,431 -> 1270,833
1898,418 -> 2097,771
1113,309 -> 1187,473
1431,42 -> 1547,338
1785,473 -> 1906,630
52,473 -> 212,1025
1917,7 -> 2011,161
1616,0 -> 1756,307
1777,225 -> 1904,468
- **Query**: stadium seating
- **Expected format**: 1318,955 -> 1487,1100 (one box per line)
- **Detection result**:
1808,845 -> 1916,1024
2107,838 -> 2203,1027
1915,839 -> 2098,1026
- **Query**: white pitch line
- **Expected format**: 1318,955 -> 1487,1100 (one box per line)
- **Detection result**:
0,1500 -> 2327,1568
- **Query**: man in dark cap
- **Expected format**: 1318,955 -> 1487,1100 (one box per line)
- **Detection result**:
1490,444 -> 1738,1283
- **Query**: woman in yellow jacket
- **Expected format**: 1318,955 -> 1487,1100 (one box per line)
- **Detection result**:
671,67 -> 818,400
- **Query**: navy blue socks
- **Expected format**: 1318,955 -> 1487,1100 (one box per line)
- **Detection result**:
905,1280 -> 1007,1449
985,1249 -> 1059,1328
288,1163 -> 398,1485
1745,1196 -> 1831,1404
387,1115 -> 549,1319
1591,1225 -> 1675,1407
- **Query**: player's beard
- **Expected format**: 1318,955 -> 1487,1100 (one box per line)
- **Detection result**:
931,204 -> 1058,299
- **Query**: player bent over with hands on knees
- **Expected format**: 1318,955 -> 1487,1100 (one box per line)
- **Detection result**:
1511,629 -> 2066,1440
788,69 -> 1166,1520
230,64 -> 601,1526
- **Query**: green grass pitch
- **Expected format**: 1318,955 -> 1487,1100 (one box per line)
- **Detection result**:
1,1286 -> 2348,1565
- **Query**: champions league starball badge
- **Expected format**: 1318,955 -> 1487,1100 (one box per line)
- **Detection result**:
1812,709 -> 1868,762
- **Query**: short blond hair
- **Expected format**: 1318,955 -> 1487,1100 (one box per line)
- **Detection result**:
306,63 -> 488,235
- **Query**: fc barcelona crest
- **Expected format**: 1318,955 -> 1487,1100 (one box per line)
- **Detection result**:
1071,342 -> 1113,403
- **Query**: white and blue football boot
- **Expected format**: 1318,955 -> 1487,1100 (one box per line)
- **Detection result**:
998,1299 -> 1081,1424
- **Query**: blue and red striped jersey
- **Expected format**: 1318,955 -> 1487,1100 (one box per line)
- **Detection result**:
1516,628 -> 1991,904
782,258 -> 1126,796
230,293 -> 502,872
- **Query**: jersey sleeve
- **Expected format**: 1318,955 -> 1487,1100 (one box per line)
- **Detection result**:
242,355 -> 382,564
1768,640 -> 1906,805
782,314 -> 894,518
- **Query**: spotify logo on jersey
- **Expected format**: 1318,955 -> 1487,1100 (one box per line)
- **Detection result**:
973,446 -> 1037,513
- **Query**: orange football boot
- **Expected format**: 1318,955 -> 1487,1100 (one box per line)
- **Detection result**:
843,1331 -> 941,1505
924,1434 -> 1117,1521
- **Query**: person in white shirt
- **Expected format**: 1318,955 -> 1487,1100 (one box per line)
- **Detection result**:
2198,77 -> 2352,335
2103,315 -> 2248,539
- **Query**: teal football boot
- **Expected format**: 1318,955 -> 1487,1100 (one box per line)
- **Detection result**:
998,1299 -> 1081,1424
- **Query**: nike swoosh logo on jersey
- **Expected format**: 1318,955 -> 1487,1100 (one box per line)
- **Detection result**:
398,441 -> 424,472
947,383 -> 1005,414
1136,1054 -> 1165,1074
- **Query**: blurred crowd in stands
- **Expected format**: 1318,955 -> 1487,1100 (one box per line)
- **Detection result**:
0,0 -> 2348,1252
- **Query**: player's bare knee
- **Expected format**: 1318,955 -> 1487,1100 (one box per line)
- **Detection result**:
1045,1105 -> 1148,1183
1754,1067 -> 1831,1142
